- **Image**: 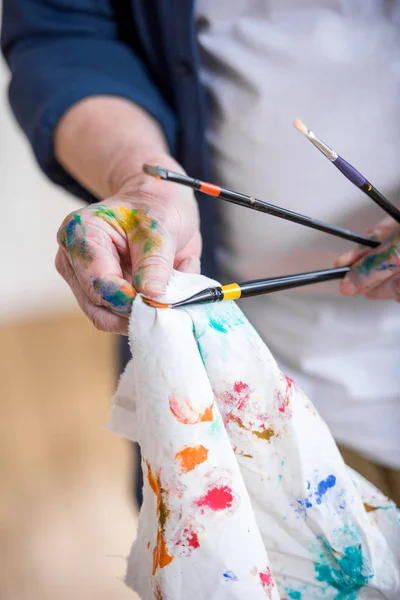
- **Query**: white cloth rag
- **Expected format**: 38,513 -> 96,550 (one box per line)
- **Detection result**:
108,271 -> 400,600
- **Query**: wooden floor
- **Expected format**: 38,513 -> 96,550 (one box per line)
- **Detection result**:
0,311 -> 138,600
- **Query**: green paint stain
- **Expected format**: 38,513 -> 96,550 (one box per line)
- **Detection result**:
210,416 -> 223,435
357,245 -> 398,276
143,239 -> 154,253
150,219 -> 157,230
134,267 -> 145,289
93,207 -> 117,220
315,538 -> 373,599
92,278 -> 133,315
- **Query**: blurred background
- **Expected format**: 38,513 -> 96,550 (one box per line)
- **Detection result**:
0,15 -> 138,600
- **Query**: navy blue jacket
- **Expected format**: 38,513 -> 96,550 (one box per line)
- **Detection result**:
1,0 -> 216,277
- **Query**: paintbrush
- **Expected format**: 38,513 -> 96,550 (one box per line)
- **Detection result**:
143,164 -> 378,248
293,119 -> 400,224
141,266 -> 350,309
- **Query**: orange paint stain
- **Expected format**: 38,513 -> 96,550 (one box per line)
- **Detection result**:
175,445 -> 209,473
169,395 -> 214,424
120,282 -> 136,299
142,297 -> 169,309
152,531 -> 174,575
364,503 -> 379,513
146,462 -> 174,574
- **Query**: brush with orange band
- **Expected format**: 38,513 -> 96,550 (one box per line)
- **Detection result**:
143,164 -> 378,248
141,266 -> 350,309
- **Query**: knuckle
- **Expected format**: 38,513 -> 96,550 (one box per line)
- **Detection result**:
90,308 -> 108,332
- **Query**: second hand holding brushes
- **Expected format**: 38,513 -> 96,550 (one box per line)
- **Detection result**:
293,119 -> 400,224
143,164 -> 378,248
142,266 -> 350,309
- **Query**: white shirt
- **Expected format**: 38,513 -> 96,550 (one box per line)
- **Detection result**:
196,0 -> 400,467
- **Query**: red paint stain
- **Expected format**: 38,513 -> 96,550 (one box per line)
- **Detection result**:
278,375 -> 295,413
195,485 -> 234,511
259,567 -> 275,597
218,381 -> 252,423
178,527 -> 200,550
234,380 -> 248,393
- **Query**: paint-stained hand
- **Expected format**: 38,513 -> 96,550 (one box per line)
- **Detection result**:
55,159 -> 201,334
335,217 -> 400,300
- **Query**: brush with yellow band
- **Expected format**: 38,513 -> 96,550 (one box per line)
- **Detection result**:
142,267 -> 350,309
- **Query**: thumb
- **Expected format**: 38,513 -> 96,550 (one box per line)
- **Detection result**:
131,230 -> 176,298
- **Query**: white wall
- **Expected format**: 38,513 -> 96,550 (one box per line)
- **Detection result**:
0,52 -> 84,322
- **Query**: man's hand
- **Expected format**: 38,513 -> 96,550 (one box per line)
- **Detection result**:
335,217 -> 400,300
56,157 -> 201,335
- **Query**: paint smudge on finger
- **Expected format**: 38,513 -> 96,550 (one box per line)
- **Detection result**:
58,213 -> 94,266
92,206 -> 162,253
169,395 -> 214,424
92,277 -> 135,315
134,266 -> 146,289
175,445 -> 209,473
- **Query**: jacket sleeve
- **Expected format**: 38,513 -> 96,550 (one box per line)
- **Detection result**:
1,0 -> 177,202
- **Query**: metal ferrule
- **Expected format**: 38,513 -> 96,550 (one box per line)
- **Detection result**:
308,131 -> 338,161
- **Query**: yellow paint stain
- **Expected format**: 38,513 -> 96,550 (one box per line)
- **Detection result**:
230,415 -> 275,442
175,445 -> 209,473
93,206 -> 162,253
254,428 -> 275,441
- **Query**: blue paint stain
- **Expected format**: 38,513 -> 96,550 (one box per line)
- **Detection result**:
315,539 -> 373,600
92,278 -> 132,314
377,262 -> 397,272
65,218 -> 78,245
288,591 -> 302,599
315,475 -> 336,505
223,571 -> 238,582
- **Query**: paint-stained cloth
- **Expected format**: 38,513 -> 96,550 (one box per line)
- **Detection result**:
108,271 -> 400,600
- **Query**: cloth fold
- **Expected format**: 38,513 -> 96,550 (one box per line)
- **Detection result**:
108,271 -> 399,600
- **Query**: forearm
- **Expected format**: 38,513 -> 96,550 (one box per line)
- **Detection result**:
54,96 -> 173,199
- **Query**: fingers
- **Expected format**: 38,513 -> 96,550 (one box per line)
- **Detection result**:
55,250 -> 129,335
335,217 -> 400,268
339,233 -> 400,299
130,225 -> 176,297
174,229 -> 202,274
57,213 -> 136,320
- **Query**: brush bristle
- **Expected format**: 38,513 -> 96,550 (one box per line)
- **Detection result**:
293,119 -> 309,137
141,296 -> 169,309
143,163 -> 159,177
